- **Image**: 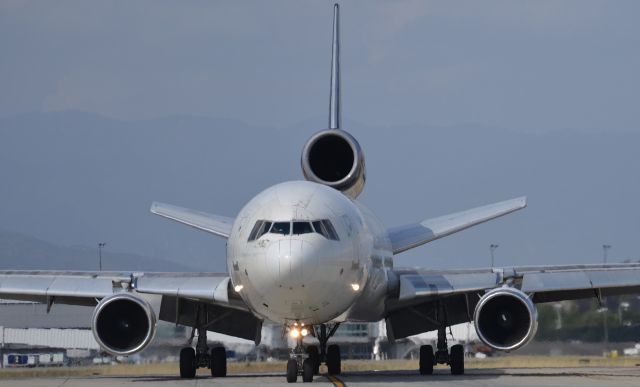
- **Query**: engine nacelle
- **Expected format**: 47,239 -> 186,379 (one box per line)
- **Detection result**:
473,287 -> 538,352
301,129 -> 366,199
91,293 -> 157,356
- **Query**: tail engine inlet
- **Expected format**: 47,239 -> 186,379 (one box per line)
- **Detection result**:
91,293 -> 157,356
301,129 -> 366,198
473,287 -> 538,352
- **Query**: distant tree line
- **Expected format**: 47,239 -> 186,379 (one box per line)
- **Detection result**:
536,294 -> 640,342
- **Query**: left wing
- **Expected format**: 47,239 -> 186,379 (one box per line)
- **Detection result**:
385,263 -> 640,340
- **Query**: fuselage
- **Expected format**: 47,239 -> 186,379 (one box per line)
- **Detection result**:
227,181 -> 393,325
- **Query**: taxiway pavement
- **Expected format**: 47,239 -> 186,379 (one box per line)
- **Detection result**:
0,368 -> 638,387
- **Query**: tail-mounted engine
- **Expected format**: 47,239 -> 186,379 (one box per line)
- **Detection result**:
473,287 -> 538,352
91,293 -> 157,356
301,129 -> 366,198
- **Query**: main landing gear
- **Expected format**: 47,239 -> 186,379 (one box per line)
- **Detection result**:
419,308 -> 464,376
179,327 -> 227,378
286,323 -> 341,383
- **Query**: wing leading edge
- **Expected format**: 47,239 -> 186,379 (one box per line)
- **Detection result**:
388,197 -> 527,255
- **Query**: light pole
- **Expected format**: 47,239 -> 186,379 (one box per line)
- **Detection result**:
602,244 -> 611,264
601,244 -> 611,355
98,242 -> 106,271
490,244 -> 499,268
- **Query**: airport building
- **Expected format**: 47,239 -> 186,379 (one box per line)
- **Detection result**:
1,298 -> 480,366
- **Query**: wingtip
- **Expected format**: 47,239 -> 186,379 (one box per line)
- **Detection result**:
517,196 -> 528,208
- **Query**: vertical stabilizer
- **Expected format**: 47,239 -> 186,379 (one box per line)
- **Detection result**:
329,4 -> 341,130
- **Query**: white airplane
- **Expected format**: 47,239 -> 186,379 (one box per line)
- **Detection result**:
2,3 -> 640,383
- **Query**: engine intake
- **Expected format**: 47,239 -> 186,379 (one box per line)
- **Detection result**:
301,129 -> 365,198
91,293 -> 157,356
474,287 -> 538,352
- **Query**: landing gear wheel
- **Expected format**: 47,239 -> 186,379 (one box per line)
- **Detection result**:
326,344 -> 341,375
450,344 -> 464,375
179,347 -> 196,379
286,358 -> 298,383
419,345 -> 434,375
302,358 -> 314,382
306,345 -> 320,375
210,347 -> 227,377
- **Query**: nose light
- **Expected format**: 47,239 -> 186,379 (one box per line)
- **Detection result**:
351,283 -> 360,291
234,284 -> 244,292
289,326 -> 310,338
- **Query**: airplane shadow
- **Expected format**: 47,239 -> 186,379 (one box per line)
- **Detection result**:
338,369 -> 506,383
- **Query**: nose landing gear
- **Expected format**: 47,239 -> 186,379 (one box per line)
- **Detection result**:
285,322 -> 341,383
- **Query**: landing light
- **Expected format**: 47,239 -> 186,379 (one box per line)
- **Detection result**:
290,328 -> 300,338
301,328 -> 309,337
234,284 -> 244,292
351,283 -> 360,291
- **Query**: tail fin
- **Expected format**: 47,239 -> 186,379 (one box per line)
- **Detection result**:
329,3 -> 341,130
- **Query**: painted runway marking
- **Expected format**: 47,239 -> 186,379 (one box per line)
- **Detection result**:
326,374 -> 346,387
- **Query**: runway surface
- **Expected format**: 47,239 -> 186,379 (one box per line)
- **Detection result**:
0,368 -> 638,387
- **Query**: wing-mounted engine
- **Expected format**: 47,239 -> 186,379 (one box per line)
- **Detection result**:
91,293 -> 157,356
473,287 -> 538,352
301,129 -> 365,198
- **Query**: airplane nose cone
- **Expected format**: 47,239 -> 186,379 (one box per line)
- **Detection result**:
267,239 -> 318,287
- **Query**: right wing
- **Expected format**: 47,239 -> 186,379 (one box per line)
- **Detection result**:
150,202 -> 234,238
0,270 -> 261,343
388,197 -> 527,254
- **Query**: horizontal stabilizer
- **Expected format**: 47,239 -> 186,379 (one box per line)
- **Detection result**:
388,197 -> 527,254
150,202 -> 234,238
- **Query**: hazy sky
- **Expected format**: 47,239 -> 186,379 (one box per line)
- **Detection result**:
2,0 -> 639,132
1,1 -> 639,271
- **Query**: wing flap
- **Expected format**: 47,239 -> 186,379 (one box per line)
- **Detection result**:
150,202 -> 234,238
388,197 -> 527,254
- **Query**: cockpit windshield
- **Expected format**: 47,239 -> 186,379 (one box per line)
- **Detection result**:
247,219 -> 339,241
271,222 -> 290,235
292,222 -> 313,235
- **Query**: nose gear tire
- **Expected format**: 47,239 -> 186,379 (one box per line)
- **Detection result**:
286,359 -> 298,383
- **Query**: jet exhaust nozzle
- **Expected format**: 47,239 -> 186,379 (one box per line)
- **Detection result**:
91,293 -> 157,356
301,129 -> 366,198
473,287 -> 538,352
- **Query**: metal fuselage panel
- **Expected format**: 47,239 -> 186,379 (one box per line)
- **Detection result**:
226,181 -> 393,325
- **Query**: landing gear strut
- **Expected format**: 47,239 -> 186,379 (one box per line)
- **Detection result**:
315,323 -> 341,375
179,326 -> 227,379
419,304 -> 464,375
286,323 -> 341,383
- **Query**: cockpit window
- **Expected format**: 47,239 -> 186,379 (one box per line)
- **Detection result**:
292,221 -> 313,235
248,220 -> 272,241
270,222 -> 291,235
248,219 -> 339,240
312,220 -> 339,241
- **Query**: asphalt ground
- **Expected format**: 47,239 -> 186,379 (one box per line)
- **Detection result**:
0,367 -> 639,387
